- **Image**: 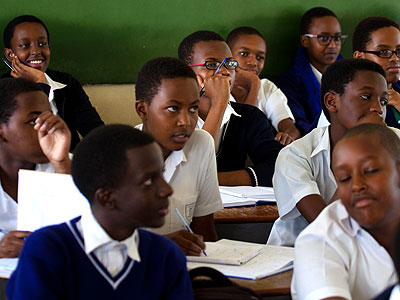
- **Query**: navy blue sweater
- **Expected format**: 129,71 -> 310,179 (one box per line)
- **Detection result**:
7,217 -> 193,300
217,102 -> 283,187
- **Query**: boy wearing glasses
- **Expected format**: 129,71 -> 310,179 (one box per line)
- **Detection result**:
179,30 -> 283,187
353,17 -> 400,129
275,7 -> 346,135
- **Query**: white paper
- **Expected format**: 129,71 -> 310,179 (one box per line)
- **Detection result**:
219,186 -> 276,207
187,239 -> 293,280
17,170 -> 90,231
0,258 -> 18,279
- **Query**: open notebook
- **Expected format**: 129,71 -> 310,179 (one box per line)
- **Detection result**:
187,239 -> 294,280
219,186 -> 276,207
186,241 -> 263,266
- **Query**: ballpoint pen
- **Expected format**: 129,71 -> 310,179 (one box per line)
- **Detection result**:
2,58 -> 14,71
199,57 -> 228,97
174,208 -> 207,256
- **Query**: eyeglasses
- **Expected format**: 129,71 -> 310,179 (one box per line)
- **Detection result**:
189,59 -> 239,70
361,49 -> 400,59
304,34 -> 348,46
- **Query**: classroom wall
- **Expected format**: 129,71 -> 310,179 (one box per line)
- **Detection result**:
1,0 -> 399,84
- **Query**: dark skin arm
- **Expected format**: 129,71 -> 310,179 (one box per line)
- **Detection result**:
276,118 -> 301,145
218,170 -> 252,186
0,231 -> 30,258
296,194 -> 327,223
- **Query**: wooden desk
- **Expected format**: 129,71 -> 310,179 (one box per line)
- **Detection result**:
231,270 -> 292,296
214,204 -> 279,224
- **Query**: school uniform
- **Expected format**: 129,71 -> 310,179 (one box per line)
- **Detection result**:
384,81 -> 400,129
292,200 -> 397,300
274,47 -> 342,135
268,125 -> 400,246
6,211 -> 192,300
136,127 -> 223,234
0,162 -> 55,240
256,78 -> 295,131
197,97 -> 283,187
2,70 -> 104,150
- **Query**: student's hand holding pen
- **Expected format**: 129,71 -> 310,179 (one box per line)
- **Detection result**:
0,230 -> 30,258
10,55 -> 47,84
35,112 -> 71,174
201,72 -> 231,108
166,230 -> 206,256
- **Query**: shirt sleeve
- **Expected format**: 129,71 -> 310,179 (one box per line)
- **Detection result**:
272,144 -> 322,219
193,130 -> 223,217
259,79 -> 294,130
292,230 -> 352,300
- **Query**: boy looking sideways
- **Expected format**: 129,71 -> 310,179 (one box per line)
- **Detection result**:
292,124 -> 400,299
353,17 -> 400,129
275,7 -> 345,135
0,77 -> 71,258
7,125 -> 193,299
227,26 -> 300,145
178,30 -> 283,187
135,57 -> 222,256
269,59 -> 396,246
2,15 -> 104,150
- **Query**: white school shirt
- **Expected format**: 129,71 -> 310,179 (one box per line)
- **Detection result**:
0,163 -> 56,240
390,285 -> 400,300
76,209 -> 140,277
136,127 -> 222,235
256,78 -> 295,131
267,126 -> 336,246
44,73 -> 66,115
292,200 -> 397,300
268,125 -> 400,246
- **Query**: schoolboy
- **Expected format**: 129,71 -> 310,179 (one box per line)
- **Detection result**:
353,17 -> 400,129
6,124 -> 193,299
275,7 -> 346,135
178,30 -> 283,187
292,123 -> 400,299
227,26 -> 300,145
135,57 -> 222,255
269,58 -> 396,246
0,77 -> 71,258
2,15 -> 104,149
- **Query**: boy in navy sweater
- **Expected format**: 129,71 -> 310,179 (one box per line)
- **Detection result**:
6,125 -> 193,299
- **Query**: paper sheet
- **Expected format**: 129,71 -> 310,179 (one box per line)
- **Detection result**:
17,170 -> 90,231
0,258 -> 18,279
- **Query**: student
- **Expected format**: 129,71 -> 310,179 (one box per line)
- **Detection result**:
178,30 -> 283,187
275,7 -> 346,135
227,26 -> 300,145
6,124 -> 193,299
353,17 -> 400,128
2,15 -> 104,150
292,123 -> 400,299
135,57 -> 222,255
0,77 -> 71,258
269,58 -> 396,246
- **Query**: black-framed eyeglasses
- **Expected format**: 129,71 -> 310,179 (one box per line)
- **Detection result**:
304,34 -> 348,46
189,59 -> 239,70
361,49 -> 400,59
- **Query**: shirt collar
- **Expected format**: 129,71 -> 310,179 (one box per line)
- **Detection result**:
44,73 -> 66,115
197,94 -> 241,129
80,209 -> 141,262
310,63 -> 322,84
163,148 -> 187,182
310,126 -> 331,158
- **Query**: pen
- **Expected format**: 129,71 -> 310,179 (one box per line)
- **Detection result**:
2,58 -> 14,71
199,57 -> 228,97
174,208 -> 207,256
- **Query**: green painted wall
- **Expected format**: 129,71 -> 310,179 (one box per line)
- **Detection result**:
1,0 -> 399,84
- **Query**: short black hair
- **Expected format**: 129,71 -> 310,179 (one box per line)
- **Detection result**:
135,57 -> 197,104
3,15 -> 50,49
226,26 -> 265,49
71,124 -> 155,204
178,30 -> 225,65
338,123 -> 400,164
352,17 -> 400,52
300,7 -> 338,35
0,78 -> 44,124
320,58 -> 386,122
